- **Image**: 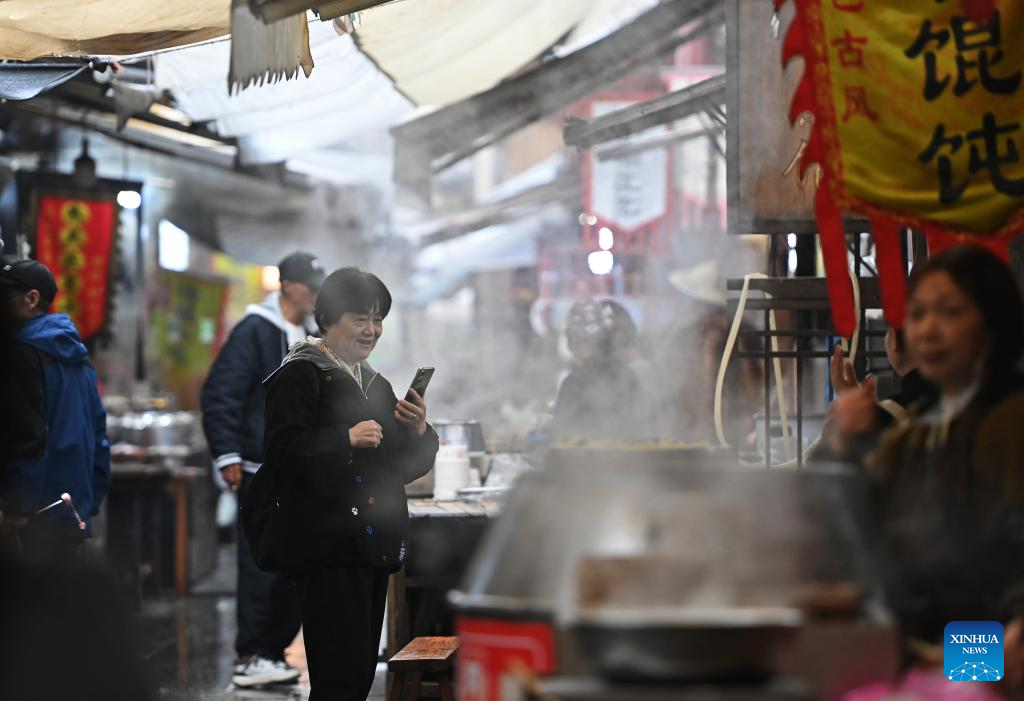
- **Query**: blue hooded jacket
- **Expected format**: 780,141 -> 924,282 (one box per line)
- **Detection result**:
3,314 -> 110,535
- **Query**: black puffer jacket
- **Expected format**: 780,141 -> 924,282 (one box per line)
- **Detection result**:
261,343 -> 438,574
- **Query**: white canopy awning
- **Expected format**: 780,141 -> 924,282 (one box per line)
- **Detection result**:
155,21 -> 412,165
0,0 -> 228,60
355,0 -> 595,106
556,0 -> 664,56
3,0 -> 676,117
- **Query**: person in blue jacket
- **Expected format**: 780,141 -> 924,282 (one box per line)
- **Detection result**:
0,260 -> 110,556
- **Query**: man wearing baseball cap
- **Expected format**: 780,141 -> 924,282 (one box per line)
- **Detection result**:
0,260 -> 110,554
200,251 -> 325,688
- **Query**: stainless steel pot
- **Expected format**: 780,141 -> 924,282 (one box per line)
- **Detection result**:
107,411 -> 199,448
433,420 -> 486,452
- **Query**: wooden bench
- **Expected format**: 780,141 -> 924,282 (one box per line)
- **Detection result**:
387,636 -> 459,701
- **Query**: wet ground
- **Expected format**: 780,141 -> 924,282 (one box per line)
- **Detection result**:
137,546 -> 387,701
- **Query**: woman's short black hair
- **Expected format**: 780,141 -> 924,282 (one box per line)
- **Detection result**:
314,267 -> 392,333
908,245 -> 1024,382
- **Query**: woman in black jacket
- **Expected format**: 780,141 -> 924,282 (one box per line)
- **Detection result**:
262,268 -> 438,701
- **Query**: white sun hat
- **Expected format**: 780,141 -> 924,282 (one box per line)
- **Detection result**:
668,260 -> 727,308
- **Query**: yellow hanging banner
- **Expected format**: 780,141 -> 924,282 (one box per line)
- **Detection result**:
777,0 -> 1024,334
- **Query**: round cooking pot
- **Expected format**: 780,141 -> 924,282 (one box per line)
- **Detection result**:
433,420 -> 486,452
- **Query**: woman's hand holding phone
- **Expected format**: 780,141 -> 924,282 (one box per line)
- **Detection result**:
350,420 -> 383,448
396,391 -> 428,436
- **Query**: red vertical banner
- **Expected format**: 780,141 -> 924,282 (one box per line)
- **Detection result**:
34,195 -> 117,342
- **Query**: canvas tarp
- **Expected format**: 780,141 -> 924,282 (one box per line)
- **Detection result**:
0,0 -> 229,60
354,0 -> 595,105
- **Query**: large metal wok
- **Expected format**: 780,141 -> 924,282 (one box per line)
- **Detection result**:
573,607 -> 801,682
450,449 -> 878,682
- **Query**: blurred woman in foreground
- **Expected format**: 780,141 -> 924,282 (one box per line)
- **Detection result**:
831,246 -> 1024,693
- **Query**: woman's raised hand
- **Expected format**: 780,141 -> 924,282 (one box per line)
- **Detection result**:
396,390 -> 428,436
830,345 -> 859,393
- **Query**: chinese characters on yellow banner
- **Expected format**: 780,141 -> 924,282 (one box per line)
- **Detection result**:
776,0 -> 1023,335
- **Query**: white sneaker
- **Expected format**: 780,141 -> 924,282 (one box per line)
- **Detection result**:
232,656 -> 300,688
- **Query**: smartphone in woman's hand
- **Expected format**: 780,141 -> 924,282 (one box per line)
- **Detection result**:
406,367 -> 434,402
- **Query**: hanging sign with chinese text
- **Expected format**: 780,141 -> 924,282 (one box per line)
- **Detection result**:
34,195 -> 117,342
583,99 -> 671,254
777,0 -> 1023,334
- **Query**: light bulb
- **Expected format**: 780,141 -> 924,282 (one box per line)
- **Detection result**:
117,190 -> 142,210
587,251 -> 614,276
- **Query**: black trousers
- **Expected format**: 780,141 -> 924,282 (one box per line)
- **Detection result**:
236,472 -> 303,660
302,564 -> 389,701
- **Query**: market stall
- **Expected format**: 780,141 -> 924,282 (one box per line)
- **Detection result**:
4,0 -> 1023,699
105,408 -> 217,598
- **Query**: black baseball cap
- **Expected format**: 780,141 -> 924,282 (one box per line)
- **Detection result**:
278,252 -> 326,291
0,259 -> 58,302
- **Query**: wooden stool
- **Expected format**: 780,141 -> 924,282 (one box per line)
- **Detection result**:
387,636 -> 459,701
